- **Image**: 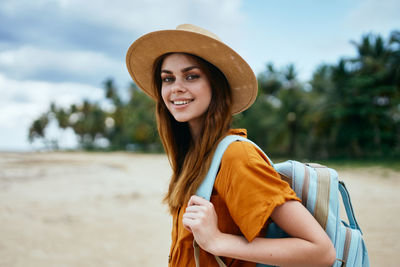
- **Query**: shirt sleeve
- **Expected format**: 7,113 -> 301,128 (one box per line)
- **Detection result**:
214,141 -> 300,242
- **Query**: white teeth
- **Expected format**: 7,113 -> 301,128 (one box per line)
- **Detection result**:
173,100 -> 191,105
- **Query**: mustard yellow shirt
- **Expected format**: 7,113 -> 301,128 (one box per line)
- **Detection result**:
168,129 -> 300,266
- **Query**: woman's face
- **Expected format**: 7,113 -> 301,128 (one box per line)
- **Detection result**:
160,53 -> 212,134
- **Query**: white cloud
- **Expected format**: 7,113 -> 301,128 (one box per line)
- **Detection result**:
62,0 -> 244,33
1,0 -> 244,35
346,0 -> 400,35
0,0 -> 248,150
0,73 -> 103,128
0,74 -> 104,150
0,0 -> 246,87
0,46 -> 123,84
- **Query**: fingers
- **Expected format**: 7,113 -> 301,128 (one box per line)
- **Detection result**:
183,204 -> 207,222
188,195 -> 213,207
184,205 -> 203,215
185,196 -> 215,222
183,195 -> 215,233
182,209 -> 202,233
182,218 -> 193,233
182,210 -> 203,233
183,196 -> 221,252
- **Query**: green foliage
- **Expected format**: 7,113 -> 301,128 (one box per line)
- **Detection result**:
235,30 -> 400,159
234,63 -> 313,158
28,114 -> 49,142
28,79 -> 162,152
310,31 -> 400,158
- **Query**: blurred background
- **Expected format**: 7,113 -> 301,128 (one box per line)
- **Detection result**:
1,0 -> 400,266
0,0 -> 399,159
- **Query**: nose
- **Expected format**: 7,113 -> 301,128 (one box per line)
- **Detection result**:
171,80 -> 186,94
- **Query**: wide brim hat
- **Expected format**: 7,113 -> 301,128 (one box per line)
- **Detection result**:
126,24 -> 257,114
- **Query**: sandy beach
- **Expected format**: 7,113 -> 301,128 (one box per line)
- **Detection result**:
0,152 -> 399,266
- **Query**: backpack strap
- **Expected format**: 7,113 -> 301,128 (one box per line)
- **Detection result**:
339,181 -> 362,233
196,135 -> 274,201
194,135 -> 274,267
194,240 -> 226,267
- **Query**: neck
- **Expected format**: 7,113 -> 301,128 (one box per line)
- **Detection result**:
189,125 -> 201,142
189,118 -> 203,142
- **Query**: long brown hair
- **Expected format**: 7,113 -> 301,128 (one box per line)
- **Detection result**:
153,53 -> 233,214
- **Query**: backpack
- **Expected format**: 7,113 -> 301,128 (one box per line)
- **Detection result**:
195,135 -> 370,267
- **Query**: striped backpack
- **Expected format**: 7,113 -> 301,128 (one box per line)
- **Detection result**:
195,135 -> 370,267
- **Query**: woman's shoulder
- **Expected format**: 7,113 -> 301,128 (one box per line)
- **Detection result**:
221,139 -> 269,167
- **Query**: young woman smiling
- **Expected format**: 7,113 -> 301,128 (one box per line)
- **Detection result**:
159,53 -> 213,139
126,24 -> 336,267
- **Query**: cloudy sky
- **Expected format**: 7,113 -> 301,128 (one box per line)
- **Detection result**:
1,0 -> 399,151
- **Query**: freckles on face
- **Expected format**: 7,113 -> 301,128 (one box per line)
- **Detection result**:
160,53 -> 212,127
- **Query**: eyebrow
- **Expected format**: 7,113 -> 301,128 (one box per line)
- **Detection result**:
161,66 -> 200,74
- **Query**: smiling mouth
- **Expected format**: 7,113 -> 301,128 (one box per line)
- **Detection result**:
172,99 -> 193,105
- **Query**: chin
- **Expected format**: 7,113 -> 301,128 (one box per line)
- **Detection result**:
172,115 -> 189,123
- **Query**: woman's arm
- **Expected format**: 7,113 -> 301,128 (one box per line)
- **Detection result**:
183,195 -> 336,267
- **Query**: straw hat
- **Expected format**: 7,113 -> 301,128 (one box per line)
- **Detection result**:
126,24 -> 257,114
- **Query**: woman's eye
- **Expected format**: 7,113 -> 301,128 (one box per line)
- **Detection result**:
162,76 -> 174,83
186,74 -> 199,80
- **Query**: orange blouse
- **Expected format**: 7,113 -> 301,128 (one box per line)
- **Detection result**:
168,129 -> 300,266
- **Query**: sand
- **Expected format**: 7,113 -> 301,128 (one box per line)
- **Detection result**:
0,152 -> 399,266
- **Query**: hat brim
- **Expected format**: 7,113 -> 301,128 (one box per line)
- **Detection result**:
126,29 -> 257,115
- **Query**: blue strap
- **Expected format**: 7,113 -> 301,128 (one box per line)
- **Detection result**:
339,181 -> 362,233
196,135 -> 274,201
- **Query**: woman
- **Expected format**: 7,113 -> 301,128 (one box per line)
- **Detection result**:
126,24 -> 336,267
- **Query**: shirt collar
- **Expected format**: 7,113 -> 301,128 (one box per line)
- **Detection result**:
228,128 -> 247,137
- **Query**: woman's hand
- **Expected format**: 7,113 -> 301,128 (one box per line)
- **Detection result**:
182,195 -> 222,253
182,197 -> 336,266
